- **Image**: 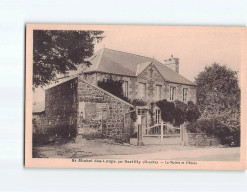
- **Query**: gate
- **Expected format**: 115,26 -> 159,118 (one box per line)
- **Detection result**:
142,122 -> 185,145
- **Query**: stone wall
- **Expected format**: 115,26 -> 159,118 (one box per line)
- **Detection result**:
83,65 -> 197,104
137,65 -> 164,103
185,133 -> 220,147
77,77 -> 133,143
32,113 -> 46,134
43,77 -> 78,134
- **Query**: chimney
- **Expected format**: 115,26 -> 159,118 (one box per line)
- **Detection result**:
164,55 -> 179,73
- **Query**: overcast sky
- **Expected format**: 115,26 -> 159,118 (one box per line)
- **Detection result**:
34,26 -> 242,103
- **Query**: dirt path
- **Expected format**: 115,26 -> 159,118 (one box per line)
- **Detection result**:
33,138 -> 187,158
94,147 -> 240,161
33,138 -> 240,161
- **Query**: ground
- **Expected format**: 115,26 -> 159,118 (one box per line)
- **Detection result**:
33,137 -> 240,161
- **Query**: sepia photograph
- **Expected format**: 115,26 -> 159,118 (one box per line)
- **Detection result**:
25,24 -> 246,170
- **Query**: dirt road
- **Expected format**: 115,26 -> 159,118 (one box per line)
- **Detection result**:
33,137 -> 240,161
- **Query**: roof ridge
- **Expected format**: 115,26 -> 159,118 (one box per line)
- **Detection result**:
104,48 -> 154,60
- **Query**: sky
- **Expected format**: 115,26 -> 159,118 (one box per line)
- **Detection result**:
33,26 -> 242,103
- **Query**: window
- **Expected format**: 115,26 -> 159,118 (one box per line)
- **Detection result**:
123,81 -> 128,97
139,83 -> 146,100
156,85 -> 162,100
183,88 -> 188,102
155,109 -> 161,124
138,109 -> 146,116
170,86 -> 176,101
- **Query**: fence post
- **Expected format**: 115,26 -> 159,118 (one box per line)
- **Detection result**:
137,124 -> 145,146
160,121 -> 164,144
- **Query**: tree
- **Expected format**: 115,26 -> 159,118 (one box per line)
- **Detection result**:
97,77 -> 130,103
195,63 -> 240,129
33,30 -> 104,88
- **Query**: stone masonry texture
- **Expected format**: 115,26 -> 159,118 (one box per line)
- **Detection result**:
34,76 -> 133,143
77,76 -> 133,143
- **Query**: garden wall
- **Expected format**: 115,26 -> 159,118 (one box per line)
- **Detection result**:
185,133 -> 220,147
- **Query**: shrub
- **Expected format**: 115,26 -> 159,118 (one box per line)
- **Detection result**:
156,99 -> 175,123
185,122 -> 198,133
149,102 -> 155,126
32,133 -> 53,146
186,118 -> 239,146
186,101 -> 200,123
32,124 -> 77,146
173,107 -> 185,126
174,100 -> 188,112
231,128 -> 240,147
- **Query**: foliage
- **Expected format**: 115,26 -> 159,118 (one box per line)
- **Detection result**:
231,128 -> 240,147
186,118 -> 240,146
156,99 -> 199,126
195,63 -> 240,128
173,107 -> 185,126
186,101 -> 200,123
149,102 -> 155,126
130,107 -> 137,122
33,30 -> 104,88
132,99 -> 147,106
32,124 -> 77,146
97,77 -> 130,103
174,100 -> 187,112
156,99 -> 175,123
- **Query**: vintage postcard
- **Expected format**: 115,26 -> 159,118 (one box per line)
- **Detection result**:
25,24 -> 247,170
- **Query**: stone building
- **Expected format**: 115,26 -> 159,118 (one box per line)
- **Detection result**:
43,76 -> 134,143
33,48 -> 196,143
81,48 -> 196,131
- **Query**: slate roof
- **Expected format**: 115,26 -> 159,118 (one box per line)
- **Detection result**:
84,48 -> 195,86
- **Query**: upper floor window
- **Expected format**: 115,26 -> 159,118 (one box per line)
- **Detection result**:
170,86 -> 176,101
156,85 -> 162,100
139,83 -> 146,100
183,88 -> 188,102
123,81 -> 128,98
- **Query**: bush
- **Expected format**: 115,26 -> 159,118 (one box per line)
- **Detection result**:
174,100 -> 188,112
173,107 -> 185,126
32,124 -> 77,146
186,118 -> 240,146
231,127 -> 240,147
156,99 -> 175,123
186,101 -> 200,123
32,133 -> 54,146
